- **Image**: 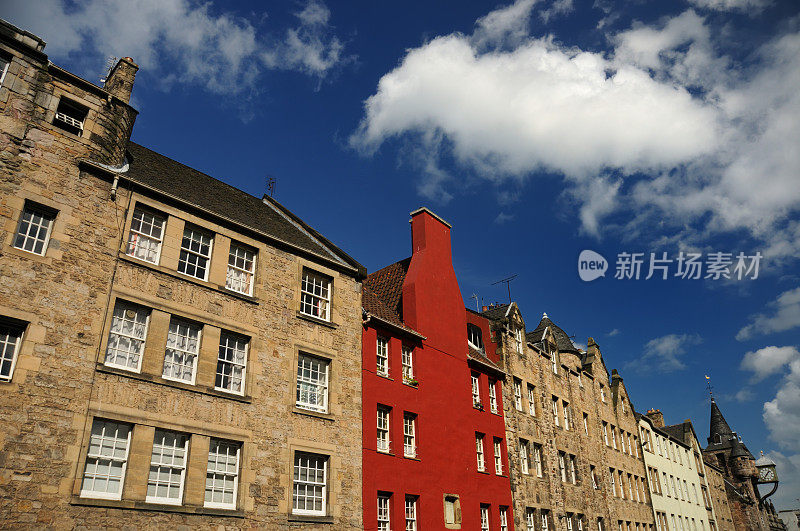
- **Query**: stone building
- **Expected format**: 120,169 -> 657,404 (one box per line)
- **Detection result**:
0,18 -> 365,528
704,461 -> 736,531
484,306 -> 655,531
702,398 -> 785,531
637,411 -> 714,531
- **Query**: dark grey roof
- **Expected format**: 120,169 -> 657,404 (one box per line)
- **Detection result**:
528,315 -> 580,353
481,304 -> 510,322
123,142 -> 364,276
704,398 -> 753,458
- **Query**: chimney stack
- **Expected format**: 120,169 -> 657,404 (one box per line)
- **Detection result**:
104,57 -> 138,104
646,408 -> 665,428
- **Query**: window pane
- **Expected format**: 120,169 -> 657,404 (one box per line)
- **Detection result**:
147,430 -> 188,504
127,208 -> 164,264
296,354 -> 329,412
14,205 -> 55,255
0,323 -> 24,381
300,269 -> 331,321
226,243 -> 255,295
205,439 -> 240,508
163,319 -> 200,383
105,302 -> 149,371
178,226 -> 212,280
216,332 -> 248,394
292,453 -> 327,515
81,420 -> 131,499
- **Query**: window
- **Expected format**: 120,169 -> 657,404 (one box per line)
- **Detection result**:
500,507 -> 509,531
619,471 -> 625,498
406,495 -> 418,531
542,510 -> 551,531
494,438 -> 503,475
0,54 -> 9,85
603,422 -> 609,445
514,326 -> 524,354
402,346 -> 415,384
489,379 -> 498,413
621,398 -> 627,413
567,514 -> 574,531
620,430 -> 626,453
533,443 -> 543,477
476,433 -> 486,471
563,400 -> 571,430
559,452 -> 567,482
600,383 -> 606,402
628,473 -> 634,499
14,202 -> 55,255
296,354 -> 329,412
578,371 -> 584,387
634,436 -> 639,458
226,242 -> 255,295
570,455 -> 577,484
444,495 -> 460,525
377,406 -> 391,452
591,465 -> 598,489
472,373 -> 482,408
611,426 -> 618,449
300,268 -> 331,321
520,439 -> 530,474
610,468 -> 616,496
468,324 -> 484,351
0,321 -> 24,382
178,225 -> 213,280
552,396 -> 560,426
216,332 -> 248,395
163,319 -> 201,384
551,350 -> 558,374
481,505 -> 490,531
292,452 -> 327,515
205,439 -> 241,509
526,508 -> 536,531
81,419 -> 132,500
598,518 -> 605,531
377,336 -> 389,377
404,413 -> 417,458
378,493 -> 391,531
527,384 -> 537,415
514,378 -> 523,410
583,413 -> 589,435
147,430 -> 188,505
53,97 -> 88,134
127,208 -> 164,264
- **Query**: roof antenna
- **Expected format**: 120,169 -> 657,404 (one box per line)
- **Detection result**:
470,293 -> 479,311
266,176 -> 276,198
705,375 -> 714,400
99,56 -> 118,83
492,274 -> 517,304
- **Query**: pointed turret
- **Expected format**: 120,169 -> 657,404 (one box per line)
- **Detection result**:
708,397 -> 735,445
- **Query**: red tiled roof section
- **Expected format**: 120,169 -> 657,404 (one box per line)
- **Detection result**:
364,257 -> 411,317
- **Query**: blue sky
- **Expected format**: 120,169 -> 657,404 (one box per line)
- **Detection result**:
6,0 -> 800,508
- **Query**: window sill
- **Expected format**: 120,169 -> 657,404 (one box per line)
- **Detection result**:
376,373 -> 393,381
477,470 -> 490,475
288,514 -> 334,524
292,407 -> 335,422
403,455 -> 421,461
296,311 -> 338,329
118,253 -> 259,305
69,496 -> 245,517
402,380 -> 419,388
96,363 -> 252,403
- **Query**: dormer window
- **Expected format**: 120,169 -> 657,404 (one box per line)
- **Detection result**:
53,97 -> 88,135
513,327 -> 524,354
467,324 -> 484,351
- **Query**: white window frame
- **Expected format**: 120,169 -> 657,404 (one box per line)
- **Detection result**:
534,443 -> 543,477
570,455 -> 577,484
0,321 -> 25,382
13,202 -> 55,256
481,505 -> 490,531
591,466 -> 598,489
177,224 -> 213,281
105,301 -> 150,373
162,318 -> 201,385
377,406 -> 391,453
472,373 -> 482,408
80,419 -> 132,500
542,511 -> 551,531
500,507 -> 509,531
204,438 -> 241,509
402,345 -> 414,384
378,494 -> 391,531
563,401 -> 571,430
526,508 -> 536,531
300,268 -> 332,321
146,430 -> 189,505
404,413 -> 417,458
126,207 -> 165,265
559,452 -> 567,482
552,397 -> 560,426
514,379 -> 523,410
520,440 -> 530,474
0,54 -> 9,85
600,384 -> 606,402
225,241 -> 256,296
603,422 -> 609,445
215,331 -> 248,395
583,413 -> 589,435
514,326 -> 524,354
405,495 -> 418,531
528,384 -> 537,416
551,349 -> 558,374
468,324 -> 484,351
296,353 -> 329,413
377,336 -> 389,377
494,438 -> 503,475
476,434 -> 486,472
489,379 -> 498,413
292,452 -> 327,516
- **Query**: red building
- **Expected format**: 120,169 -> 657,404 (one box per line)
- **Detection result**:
362,208 -> 513,531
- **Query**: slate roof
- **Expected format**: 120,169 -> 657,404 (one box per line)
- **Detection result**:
362,285 -> 422,338
661,423 -> 691,445
468,345 -> 503,372
705,398 -> 753,457
481,304 -> 510,322
527,315 -> 580,353
122,142 -> 364,275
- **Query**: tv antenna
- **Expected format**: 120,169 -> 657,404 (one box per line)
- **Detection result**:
266,176 -> 276,198
99,56 -> 118,83
470,293 -> 479,311
492,274 -> 517,304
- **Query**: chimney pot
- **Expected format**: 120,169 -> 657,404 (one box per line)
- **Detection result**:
104,57 -> 138,104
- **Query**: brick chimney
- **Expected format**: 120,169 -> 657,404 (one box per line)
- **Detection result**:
103,57 -> 138,104
646,409 -> 665,428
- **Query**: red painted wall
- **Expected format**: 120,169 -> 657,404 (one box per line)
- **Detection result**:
363,209 -> 514,530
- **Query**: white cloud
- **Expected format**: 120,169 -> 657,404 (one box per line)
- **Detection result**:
351,1 -> 800,259
629,333 -> 703,372
3,0 -> 347,95
737,287 -> 800,340
607,328 -> 621,336
734,388 -> 754,402
687,0 -> 772,13
740,346 -> 800,382
765,451 -> 800,510
494,212 -> 515,224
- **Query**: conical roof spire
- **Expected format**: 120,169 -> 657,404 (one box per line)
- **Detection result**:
708,397 -> 735,445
